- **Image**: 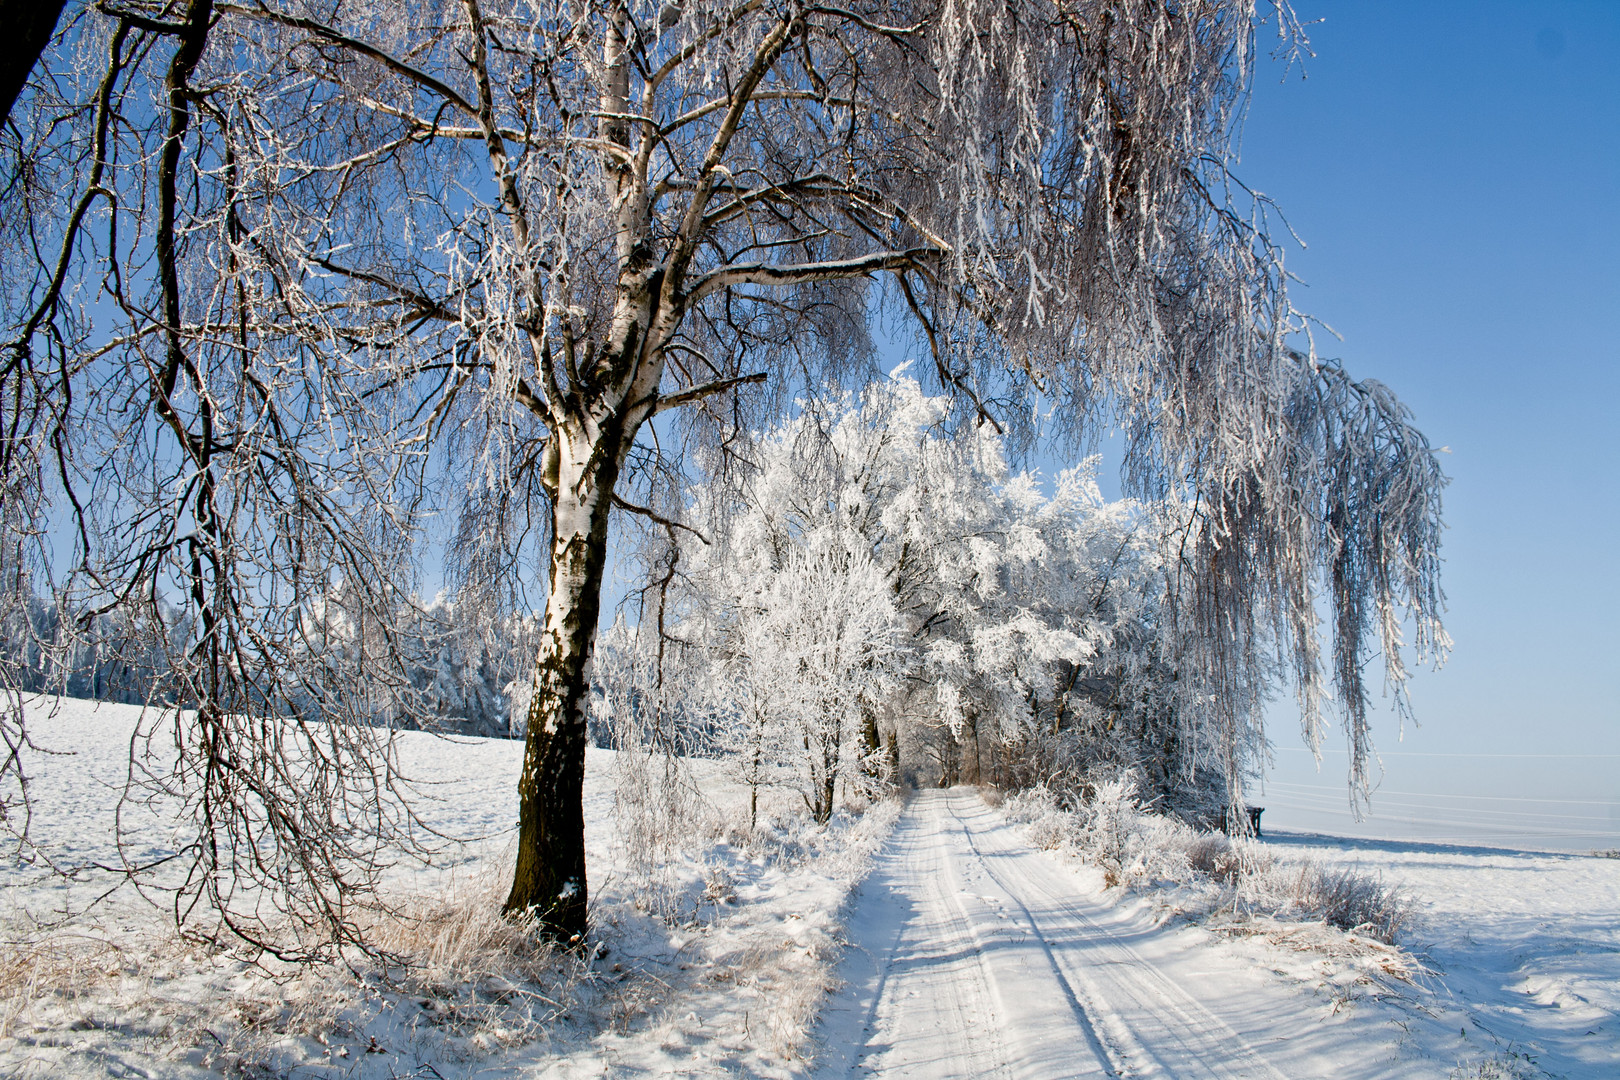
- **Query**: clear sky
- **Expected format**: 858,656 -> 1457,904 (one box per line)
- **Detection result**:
1231,1 -> 1620,847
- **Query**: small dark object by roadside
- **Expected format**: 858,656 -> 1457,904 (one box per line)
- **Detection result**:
1221,805 -> 1263,838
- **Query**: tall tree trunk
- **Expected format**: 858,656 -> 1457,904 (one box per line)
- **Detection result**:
963,708 -> 982,785
0,0 -> 66,126
859,698 -> 880,779
938,724 -> 958,788
502,414 -> 629,940
747,703 -> 764,830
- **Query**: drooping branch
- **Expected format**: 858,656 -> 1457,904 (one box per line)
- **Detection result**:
218,2 -> 479,116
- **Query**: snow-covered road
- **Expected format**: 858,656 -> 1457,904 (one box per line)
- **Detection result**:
814,790 -> 1399,1080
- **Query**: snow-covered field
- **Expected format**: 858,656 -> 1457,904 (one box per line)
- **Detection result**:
1261,829 -> 1620,1079
0,697 -> 895,1078
3,697 -> 1617,1079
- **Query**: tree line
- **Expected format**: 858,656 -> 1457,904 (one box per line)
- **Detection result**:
0,586 -> 533,737
602,373 -> 1222,827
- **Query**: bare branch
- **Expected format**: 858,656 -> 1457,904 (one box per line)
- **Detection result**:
218,2 -> 478,116
652,371 -> 767,415
687,249 -> 938,304
612,494 -> 709,544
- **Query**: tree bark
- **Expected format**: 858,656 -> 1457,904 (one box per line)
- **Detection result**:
859,698 -> 881,779
502,411 -> 631,940
809,715 -> 840,825
963,708 -> 982,786
496,0 -> 663,930
817,736 -> 837,825
0,0 -> 65,126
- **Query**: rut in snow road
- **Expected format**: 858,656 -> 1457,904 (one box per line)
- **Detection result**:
813,789 -> 1366,1080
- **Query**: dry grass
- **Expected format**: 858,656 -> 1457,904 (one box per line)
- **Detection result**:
0,931 -> 129,1038
1208,914 -> 1424,983
1278,862 -> 1414,944
0,871 -> 620,1074
1187,834 -> 1245,883
0,917 -> 350,1075
1448,1050 -> 1544,1079
358,869 -> 614,1052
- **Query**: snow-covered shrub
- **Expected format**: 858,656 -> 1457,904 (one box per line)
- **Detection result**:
1026,812 -> 1073,853
1002,770 -> 1415,946
1001,784 -> 1061,824
1187,835 -> 1244,883
1079,773 -> 1141,885
1268,863 -> 1413,944
1448,1051 -> 1543,1080
1119,813 -> 1208,887
1002,785 -> 1074,851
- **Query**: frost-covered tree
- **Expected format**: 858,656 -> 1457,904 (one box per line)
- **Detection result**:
713,534 -> 901,822
404,595 -> 541,737
3,0 -> 1444,943
688,374 -> 1209,804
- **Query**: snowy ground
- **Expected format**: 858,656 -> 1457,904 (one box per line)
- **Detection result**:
1261,830 -> 1620,1079
812,792 -> 1619,1080
0,697 -> 895,1078
4,698 -> 1617,1078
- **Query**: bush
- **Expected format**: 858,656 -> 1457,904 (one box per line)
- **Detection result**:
1186,835 -> 1242,883
1448,1051 -> 1542,1079
1000,772 -> 1414,946
1279,863 -> 1413,944
1002,785 -> 1068,851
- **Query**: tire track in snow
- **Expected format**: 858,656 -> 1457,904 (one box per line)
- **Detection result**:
930,797 -> 1122,1080
818,794 -> 1017,1078
816,790 -> 1296,1080
944,795 -> 1291,1080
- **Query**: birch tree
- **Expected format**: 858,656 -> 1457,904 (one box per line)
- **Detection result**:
4,0 -> 1445,945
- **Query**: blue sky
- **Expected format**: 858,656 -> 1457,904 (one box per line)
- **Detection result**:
1231,1 -> 1620,844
